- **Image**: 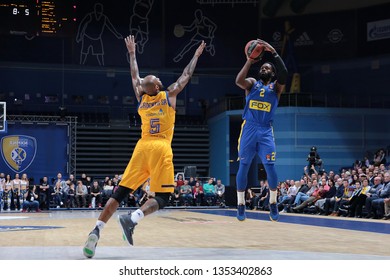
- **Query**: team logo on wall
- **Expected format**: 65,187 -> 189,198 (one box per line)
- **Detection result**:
1,135 -> 37,173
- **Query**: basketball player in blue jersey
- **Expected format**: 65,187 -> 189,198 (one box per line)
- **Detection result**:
235,39 -> 287,222
83,35 -> 205,258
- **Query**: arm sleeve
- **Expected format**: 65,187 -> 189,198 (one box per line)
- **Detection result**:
273,53 -> 288,85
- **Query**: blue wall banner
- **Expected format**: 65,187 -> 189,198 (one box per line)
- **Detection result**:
0,123 -> 68,184
1,135 -> 37,173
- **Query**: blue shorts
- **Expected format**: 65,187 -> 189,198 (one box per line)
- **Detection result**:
237,120 -> 276,165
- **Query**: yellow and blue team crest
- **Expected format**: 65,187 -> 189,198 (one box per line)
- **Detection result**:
1,135 -> 37,173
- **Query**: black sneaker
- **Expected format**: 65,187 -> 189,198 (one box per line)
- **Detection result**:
83,226 -> 100,258
118,213 -> 137,246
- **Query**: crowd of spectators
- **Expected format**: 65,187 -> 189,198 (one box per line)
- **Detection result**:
246,153 -> 390,220
0,148 -> 388,220
170,175 -> 226,207
0,172 -> 226,212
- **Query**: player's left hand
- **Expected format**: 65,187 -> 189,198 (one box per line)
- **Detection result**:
195,41 -> 206,57
125,35 -> 136,54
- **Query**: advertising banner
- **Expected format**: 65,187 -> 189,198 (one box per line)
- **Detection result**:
0,123 -> 68,184
367,18 -> 390,41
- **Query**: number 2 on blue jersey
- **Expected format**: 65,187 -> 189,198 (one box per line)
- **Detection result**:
259,88 -> 265,97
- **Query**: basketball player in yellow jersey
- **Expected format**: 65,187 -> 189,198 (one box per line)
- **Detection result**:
83,35 -> 205,258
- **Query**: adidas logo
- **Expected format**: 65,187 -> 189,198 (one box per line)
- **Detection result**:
294,32 -> 314,46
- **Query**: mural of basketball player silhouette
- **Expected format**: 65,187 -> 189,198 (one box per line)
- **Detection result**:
76,3 -> 123,66
129,0 -> 154,54
173,9 -> 217,62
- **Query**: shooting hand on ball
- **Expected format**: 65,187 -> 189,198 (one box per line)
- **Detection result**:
256,39 -> 276,54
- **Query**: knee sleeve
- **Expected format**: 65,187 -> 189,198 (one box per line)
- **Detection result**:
111,186 -> 131,203
236,161 -> 250,192
263,163 -> 278,191
154,192 -> 171,209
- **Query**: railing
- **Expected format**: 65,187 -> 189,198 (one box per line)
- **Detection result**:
207,92 -> 390,119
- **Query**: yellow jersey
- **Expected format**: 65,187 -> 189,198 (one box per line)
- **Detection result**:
138,91 -> 175,142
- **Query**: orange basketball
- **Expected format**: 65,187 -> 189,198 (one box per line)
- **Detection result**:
244,40 -> 265,60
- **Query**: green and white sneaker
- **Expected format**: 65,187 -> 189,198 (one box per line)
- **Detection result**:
83,227 -> 100,258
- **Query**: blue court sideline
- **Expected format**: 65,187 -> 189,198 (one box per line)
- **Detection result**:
189,209 -> 390,235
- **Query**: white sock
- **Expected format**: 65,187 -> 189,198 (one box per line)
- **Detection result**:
269,190 -> 277,204
131,209 -> 144,224
96,220 -> 105,231
237,191 -> 245,205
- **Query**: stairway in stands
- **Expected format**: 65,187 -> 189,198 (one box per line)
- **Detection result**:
76,124 -> 209,179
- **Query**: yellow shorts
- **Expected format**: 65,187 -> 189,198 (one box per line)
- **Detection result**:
120,138 -> 174,193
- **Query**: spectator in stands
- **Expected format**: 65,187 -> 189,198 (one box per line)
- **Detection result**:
192,181 -> 204,206
38,176 -> 50,210
277,181 -> 288,203
256,180 -> 269,210
215,179 -> 225,207
169,181 -> 180,206
0,173 -> 4,211
283,179 -> 309,213
20,173 -> 29,204
278,180 -> 298,212
189,177 -> 196,187
363,156 -> 370,168
89,180 -> 102,208
179,179 -> 193,206
102,176 -> 110,186
68,174 -> 77,186
2,175 -> 12,211
203,178 -> 216,205
347,177 -> 370,218
176,174 -> 185,188
367,170 -> 375,185
304,165 -> 318,178
67,182 -> 77,208
53,173 -> 68,204
11,173 -> 21,210
102,179 -> 114,205
294,179 -> 317,207
335,181 -> 362,216
323,178 -> 345,216
364,177 -> 383,216
292,184 -> 326,213
127,192 -> 137,207
328,170 -> 335,180
22,185 -> 41,212
373,149 -> 386,166
353,160 -> 363,171
51,181 -> 64,208
80,173 -> 88,186
351,174 -> 359,185
315,178 -> 335,214
246,188 -> 257,210
76,180 -> 88,208
369,172 -> 390,219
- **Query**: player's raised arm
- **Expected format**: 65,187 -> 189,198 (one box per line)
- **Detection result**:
125,35 -> 143,102
258,39 -> 288,97
167,41 -> 206,97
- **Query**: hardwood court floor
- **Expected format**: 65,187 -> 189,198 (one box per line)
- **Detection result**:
0,208 -> 389,260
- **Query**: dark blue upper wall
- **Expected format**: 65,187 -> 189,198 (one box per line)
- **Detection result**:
1,1 -> 390,69
1,1 -> 390,117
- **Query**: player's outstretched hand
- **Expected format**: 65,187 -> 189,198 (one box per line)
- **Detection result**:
195,41 -> 206,57
125,35 -> 136,54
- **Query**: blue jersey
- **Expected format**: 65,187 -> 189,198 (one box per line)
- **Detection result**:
242,80 -> 278,126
